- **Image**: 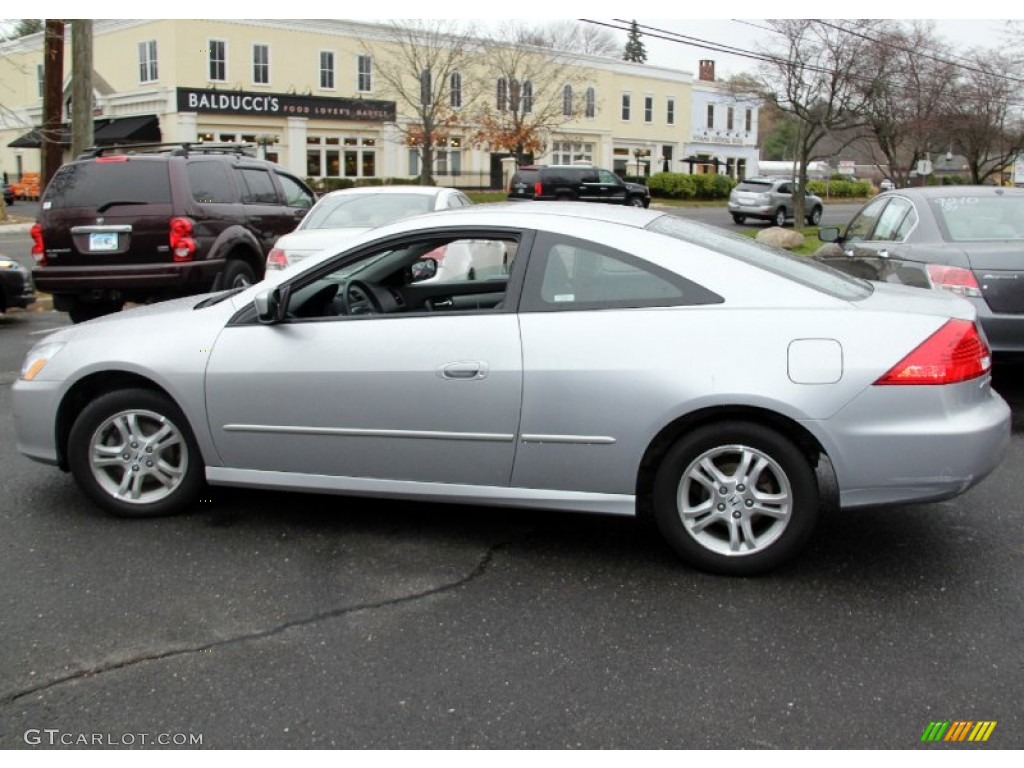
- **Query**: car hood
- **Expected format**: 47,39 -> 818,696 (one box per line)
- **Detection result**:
274,228 -> 373,255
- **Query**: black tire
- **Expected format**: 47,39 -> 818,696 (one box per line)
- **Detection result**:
222,259 -> 256,289
67,388 -> 204,518
806,207 -> 823,226
732,214 -> 746,225
67,299 -> 124,324
651,421 -> 820,575
773,207 -> 787,227
628,196 -> 646,208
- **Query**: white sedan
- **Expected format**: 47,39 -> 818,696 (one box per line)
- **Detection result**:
267,185 -> 473,270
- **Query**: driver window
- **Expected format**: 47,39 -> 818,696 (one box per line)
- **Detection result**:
843,197 -> 889,242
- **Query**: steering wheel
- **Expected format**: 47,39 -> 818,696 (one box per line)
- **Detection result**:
339,279 -> 384,315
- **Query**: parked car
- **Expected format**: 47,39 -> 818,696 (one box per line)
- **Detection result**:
13,203 -> 1008,575
816,186 -> 1024,356
31,142 -> 315,323
267,185 -> 473,271
0,254 -> 35,312
508,165 -> 650,207
728,177 -> 824,226
2,181 -> 14,206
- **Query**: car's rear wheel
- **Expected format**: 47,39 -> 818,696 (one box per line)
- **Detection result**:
732,214 -> 746,225
652,421 -> 819,575
67,388 -> 204,518
222,259 -> 256,289
807,207 -> 823,225
774,207 -> 787,227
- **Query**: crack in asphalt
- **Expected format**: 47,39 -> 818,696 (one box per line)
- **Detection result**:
1,538 -> 511,706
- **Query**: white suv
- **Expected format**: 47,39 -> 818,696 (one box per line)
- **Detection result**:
728,177 -> 824,227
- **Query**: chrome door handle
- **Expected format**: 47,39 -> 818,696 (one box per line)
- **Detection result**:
877,249 -> 890,259
439,362 -> 489,380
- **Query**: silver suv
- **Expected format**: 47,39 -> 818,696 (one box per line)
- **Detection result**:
728,177 -> 824,227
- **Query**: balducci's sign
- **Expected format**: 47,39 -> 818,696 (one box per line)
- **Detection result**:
176,88 -> 396,121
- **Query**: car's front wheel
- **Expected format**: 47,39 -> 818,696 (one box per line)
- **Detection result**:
652,421 -> 820,575
807,207 -> 823,225
628,196 -> 647,208
67,388 -> 204,518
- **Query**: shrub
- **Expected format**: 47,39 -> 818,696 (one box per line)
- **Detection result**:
648,172 -> 735,200
806,179 -> 872,198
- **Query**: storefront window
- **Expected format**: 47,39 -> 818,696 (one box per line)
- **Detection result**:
362,152 -> 375,177
307,151 -> 321,177
306,135 -> 378,179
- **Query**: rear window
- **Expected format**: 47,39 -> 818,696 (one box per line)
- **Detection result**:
930,194 -> 1024,242
735,181 -> 773,193
42,159 -> 171,209
646,215 -> 873,301
300,193 -> 434,230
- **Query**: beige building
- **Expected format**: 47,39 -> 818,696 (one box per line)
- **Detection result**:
0,20 -> 755,189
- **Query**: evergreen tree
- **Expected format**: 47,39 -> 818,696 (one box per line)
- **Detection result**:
622,20 -> 647,64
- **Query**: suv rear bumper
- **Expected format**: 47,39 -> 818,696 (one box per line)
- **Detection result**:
33,259 -> 225,296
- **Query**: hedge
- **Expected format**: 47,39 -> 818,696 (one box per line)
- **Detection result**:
806,179 -> 873,198
647,172 -> 736,200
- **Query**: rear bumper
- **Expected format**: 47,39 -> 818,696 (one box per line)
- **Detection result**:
728,201 -> 775,217
974,301 -> 1024,354
33,259 -> 224,296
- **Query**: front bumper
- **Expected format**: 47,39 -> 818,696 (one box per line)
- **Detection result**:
12,378 -> 63,466
1,267 -> 36,309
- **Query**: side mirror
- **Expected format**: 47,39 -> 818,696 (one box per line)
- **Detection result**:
817,227 -> 841,243
254,285 -> 290,324
410,257 -> 438,282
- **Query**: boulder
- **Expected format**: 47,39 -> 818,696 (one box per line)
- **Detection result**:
756,227 -> 805,250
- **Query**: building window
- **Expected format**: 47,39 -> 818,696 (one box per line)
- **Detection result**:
727,106 -> 734,131
745,109 -> 753,132
36,64 -> 44,97
551,141 -> 594,165
209,40 -> 226,82
450,72 -> 462,108
409,138 -> 462,177
523,81 -> 533,114
562,84 -> 573,117
706,104 -> 715,129
252,44 -> 269,85
585,87 -> 595,119
644,95 -> 653,123
497,78 -> 507,111
621,93 -> 631,121
667,97 -> 675,125
319,51 -> 335,90
138,40 -> 158,83
357,55 -> 372,92
509,79 -> 521,112
420,69 -> 432,106
308,136 -> 376,179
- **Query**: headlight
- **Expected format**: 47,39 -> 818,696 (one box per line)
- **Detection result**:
0,259 -> 21,270
20,342 -> 65,381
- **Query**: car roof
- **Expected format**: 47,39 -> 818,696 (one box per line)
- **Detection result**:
879,186 -> 1024,199
368,201 -> 662,233
321,185 -> 452,199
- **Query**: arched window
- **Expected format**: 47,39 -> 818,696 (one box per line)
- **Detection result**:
496,78 -> 507,111
523,81 -> 533,114
562,84 -> 573,117
450,72 -> 462,108
585,87 -> 596,118
420,68 -> 432,106
509,79 -> 521,112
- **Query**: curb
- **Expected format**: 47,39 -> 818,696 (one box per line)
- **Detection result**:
0,222 -> 34,233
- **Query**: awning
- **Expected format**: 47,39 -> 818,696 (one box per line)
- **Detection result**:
7,115 -> 160,148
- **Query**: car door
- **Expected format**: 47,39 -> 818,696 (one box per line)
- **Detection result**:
819,196 -> 923,284
235,166 -> 293,255
204,228 -> 529,488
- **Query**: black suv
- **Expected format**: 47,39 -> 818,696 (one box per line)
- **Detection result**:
32,143 -> 315,322
508,165 -> 650,208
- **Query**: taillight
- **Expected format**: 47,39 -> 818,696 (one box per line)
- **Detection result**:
926,264 -> 981,298
30,223 -> 46,266
169,216 -> 196,262
875,319 -> 991,385
95,155 -> 128,163
534,181 -> 542,197
266,248 -> 289,271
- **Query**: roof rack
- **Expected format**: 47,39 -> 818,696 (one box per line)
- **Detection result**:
76,142 -> 259,160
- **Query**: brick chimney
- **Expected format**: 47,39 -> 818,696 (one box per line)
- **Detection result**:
699,60 -> 716,82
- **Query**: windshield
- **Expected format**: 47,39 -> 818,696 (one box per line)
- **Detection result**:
929,194 -> 1024,242
645,215 -> 873,301
300,193 -> 435,231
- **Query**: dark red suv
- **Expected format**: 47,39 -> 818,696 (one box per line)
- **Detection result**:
32,143 -> 315,322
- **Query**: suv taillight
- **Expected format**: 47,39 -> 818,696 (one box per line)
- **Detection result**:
30,223 -> 46,265
169,216 -> 196,262
534,181 -> 542,197
875,319 -> 991,385
266,248 -> 289,271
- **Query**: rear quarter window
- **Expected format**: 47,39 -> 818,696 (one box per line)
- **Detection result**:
42,159 -> 171,209
187,161 -> 237,204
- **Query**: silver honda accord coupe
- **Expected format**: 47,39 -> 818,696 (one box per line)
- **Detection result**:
12,204 -> 1010,575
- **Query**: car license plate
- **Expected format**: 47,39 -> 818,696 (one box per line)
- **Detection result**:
89,232 -> 118,252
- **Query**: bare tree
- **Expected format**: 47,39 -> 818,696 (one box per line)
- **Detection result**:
519,20 -> 620,58
942,50 -> 1024,184
748,20 -> 885,222
472,22 -> 594,164
365,20 -> 478,185
857,21 -> 959,187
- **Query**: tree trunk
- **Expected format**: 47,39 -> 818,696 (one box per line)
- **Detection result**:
42,20 -> 65,189
71,20 -> 94,158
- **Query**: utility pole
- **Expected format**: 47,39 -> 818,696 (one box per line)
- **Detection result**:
42,19 -> 65,189
70,20 -> 93,158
